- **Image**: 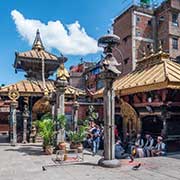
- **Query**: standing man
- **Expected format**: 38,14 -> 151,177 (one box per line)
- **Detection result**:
91,125 -> 101,156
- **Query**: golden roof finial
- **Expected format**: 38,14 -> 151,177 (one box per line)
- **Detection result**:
32,29 -> 44,51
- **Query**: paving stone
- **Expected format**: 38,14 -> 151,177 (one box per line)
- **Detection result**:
0,144 -> 180,180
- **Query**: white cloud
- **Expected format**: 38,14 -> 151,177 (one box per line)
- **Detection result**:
11,10 -> 100,55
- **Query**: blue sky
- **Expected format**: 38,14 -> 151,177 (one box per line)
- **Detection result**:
0,0 -> 164,85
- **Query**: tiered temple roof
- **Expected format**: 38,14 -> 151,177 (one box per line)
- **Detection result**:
14,29 -> 65,79
0,29 -> 86,98
0,79 -> 86,97
94,50 -> 180,98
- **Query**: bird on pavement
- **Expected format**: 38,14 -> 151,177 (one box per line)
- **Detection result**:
42,166 -> 46,171
132,163 -> 141,170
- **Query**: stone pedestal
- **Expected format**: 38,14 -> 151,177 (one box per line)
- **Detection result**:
10,101 -> 18,146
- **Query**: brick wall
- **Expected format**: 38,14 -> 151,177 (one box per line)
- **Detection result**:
156,7 -> 170,52
113,9 -> 133,76
65,102 -> 103,121
69,72 -> 85,89
171,0 -> 180,10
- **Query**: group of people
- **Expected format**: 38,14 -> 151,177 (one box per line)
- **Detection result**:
84,121 -> 167,159
115,133 -> 166,159
131,133 -> 166,158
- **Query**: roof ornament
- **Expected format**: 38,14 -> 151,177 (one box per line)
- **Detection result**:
8,87 -> 20,101
32,29 -> 44,51
98,33 -> 121,75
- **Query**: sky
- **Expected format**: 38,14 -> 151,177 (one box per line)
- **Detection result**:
0,0 -> 164,85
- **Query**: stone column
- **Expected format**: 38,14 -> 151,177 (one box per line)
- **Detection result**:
73,101 -> 79,131
55,80 -> 67,116
97,33 -> 121,168
22,104 -> 29,144
55,80 -> 68,144
10,101 -> 18,146
103,81 -> 115,160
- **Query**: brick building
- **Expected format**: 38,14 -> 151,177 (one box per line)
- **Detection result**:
69,61 -> 94,90
83,61 -> 103,93
113,0 -> 180,76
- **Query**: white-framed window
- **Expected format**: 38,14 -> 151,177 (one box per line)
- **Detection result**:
172,37 -> 178,49
172,13 -> 178,26
136,16 -> 140,24
136,30 -> 141,37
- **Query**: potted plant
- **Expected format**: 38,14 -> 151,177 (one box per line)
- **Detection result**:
68,125 -> 87,152
37,116 -> 55,155
56,115 -> 67,150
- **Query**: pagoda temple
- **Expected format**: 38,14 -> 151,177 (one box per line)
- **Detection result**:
0,30 -> 86,143
94,46 -> 180,151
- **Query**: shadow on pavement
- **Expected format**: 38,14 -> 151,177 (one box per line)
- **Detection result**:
4,144 -> 45,156
167,152 -> 180,160
43,161 -> 99,170
84,148 -> 103,156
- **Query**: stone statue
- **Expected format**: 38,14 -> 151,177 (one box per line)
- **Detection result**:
57,63 -> 70,81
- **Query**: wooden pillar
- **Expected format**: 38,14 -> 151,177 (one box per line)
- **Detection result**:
161,105 -> 168,138
162,116 -> 168,138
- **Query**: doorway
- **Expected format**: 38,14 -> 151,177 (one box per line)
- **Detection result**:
141,115 -> 163,137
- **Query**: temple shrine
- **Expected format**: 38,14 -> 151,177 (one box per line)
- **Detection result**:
94,45 -> 180,151
0,30 -> 86,143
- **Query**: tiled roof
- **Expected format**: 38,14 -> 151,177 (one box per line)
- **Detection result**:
94,52 -> 180,98
17,49 -> 58,61
0,79 -> 86,97
15,30 -> 59,61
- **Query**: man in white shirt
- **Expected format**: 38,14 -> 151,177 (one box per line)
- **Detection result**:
151,136 -> 166,156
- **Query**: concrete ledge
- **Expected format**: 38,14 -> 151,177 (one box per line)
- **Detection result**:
98,158 -> 121,168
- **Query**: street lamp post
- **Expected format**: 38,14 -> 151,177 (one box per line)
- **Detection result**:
97,33 -> 121,168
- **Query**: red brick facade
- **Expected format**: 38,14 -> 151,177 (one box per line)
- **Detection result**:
65,102 -> 103,121
113,0 -> 180,76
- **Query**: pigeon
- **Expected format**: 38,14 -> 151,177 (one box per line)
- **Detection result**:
132,163 -> 141,170
42,166 -> 46,171
129,155 -> 134,163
